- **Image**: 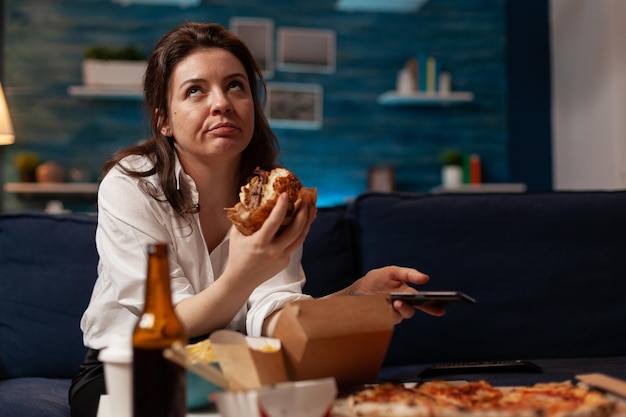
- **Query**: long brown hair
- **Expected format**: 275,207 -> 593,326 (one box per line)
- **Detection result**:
102,22 -> 279,215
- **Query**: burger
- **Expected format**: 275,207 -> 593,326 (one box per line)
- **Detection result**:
226,167 -> 317,236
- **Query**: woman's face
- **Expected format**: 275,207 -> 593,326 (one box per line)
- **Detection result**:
161,47 -> 255,168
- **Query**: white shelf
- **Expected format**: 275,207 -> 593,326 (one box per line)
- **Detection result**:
112,0 -> 200,6
431,183 -> 527,194
336,0 -> 429,13
4,182 -> 99,195
67,85 -> 143,100
377,91 -> 474,106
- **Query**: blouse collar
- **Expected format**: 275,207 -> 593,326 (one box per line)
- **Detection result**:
173,152 -> 199,205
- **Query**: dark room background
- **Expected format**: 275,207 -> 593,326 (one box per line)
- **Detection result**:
1,0 -> 550,212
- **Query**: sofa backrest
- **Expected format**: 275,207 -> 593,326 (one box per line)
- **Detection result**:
349,191 -> 626,365
0,211 -> 98,380
0,206 -> 357,381
302,205 -> 358,297
4,190 -> 625,377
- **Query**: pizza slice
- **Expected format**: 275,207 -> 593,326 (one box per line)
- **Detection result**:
347,382 -> 432,417
499,382 -> 616,417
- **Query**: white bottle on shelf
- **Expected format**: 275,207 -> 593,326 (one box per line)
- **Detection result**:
396,67 -> 416,95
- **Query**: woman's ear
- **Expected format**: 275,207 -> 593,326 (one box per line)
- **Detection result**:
156,109 -> 172,137
161,126 -> 172,137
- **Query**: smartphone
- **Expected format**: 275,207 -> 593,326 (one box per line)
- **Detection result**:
390,291 -> 476,307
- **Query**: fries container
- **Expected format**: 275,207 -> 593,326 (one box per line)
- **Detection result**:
210,330 -> 288,390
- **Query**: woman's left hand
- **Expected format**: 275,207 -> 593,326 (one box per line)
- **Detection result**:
347,266 -> 446,323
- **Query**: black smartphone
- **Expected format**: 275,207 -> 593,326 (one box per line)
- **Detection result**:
390,291 -> 476,307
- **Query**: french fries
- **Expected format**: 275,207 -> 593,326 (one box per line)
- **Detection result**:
186,337 -> 278,364
185,338 -> 217,363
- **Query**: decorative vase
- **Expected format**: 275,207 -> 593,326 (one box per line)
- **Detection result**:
442,165 -> 462,188
36,161 -> 66,183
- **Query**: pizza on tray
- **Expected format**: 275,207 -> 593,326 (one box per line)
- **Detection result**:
339,380 -> 617,417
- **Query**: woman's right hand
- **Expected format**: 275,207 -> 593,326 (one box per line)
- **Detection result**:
225,192 -> 317,290
175,192 -> 315,337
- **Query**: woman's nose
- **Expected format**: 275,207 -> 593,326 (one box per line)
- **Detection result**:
209,90 -> 232,114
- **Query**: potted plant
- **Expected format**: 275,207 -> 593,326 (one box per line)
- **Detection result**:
82,44 -> 147,89
14,152 -> 40,182
441,148 -> 463,188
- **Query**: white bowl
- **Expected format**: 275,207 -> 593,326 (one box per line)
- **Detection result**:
215,377 -> 337,417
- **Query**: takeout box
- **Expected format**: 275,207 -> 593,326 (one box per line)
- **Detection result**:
211,294 -> 394,390
210,330 -> 288,390
273,294 -> 395,387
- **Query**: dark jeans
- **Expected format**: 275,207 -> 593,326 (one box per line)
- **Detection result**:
69,349 -> 106,417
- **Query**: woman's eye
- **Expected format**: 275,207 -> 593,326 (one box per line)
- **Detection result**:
228,81 -> 244,91
187,87 -> 201,97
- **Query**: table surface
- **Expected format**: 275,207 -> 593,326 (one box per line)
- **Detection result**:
97,395 -> 220,417
97,357 -> 626,417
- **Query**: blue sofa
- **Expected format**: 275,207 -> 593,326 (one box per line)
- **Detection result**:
2,191 -> 626,417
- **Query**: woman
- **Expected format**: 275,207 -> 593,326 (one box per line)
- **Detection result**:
69,22 -> 442,417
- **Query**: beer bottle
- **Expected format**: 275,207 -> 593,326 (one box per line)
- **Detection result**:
132,243 -> 187,417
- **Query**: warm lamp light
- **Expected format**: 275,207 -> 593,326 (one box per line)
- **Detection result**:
0,82 -> 15,146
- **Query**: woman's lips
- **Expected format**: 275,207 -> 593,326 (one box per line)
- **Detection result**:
210,123 -> 238,134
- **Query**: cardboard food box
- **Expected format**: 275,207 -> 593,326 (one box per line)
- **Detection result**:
210,330 -> 288,390
273,294 -> 395,388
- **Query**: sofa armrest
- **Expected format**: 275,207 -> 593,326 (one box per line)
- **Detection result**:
0,212 -> 98,379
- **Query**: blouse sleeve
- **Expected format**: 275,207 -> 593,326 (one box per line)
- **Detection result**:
95,167 -> 193,315
244,244 -> 313,337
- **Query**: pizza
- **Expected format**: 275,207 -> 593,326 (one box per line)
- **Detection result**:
345,382 -> 432,417
341,380 -> 617,417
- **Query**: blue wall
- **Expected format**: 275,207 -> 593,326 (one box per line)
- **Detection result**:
3,0 -> 508,211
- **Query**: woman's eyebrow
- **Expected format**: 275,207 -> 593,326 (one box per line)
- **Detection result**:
178,72 -> 248,88
178,78 -> 204,89
225,72 -> 248,81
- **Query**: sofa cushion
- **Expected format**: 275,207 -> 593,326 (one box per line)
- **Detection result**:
0,212 -> 98,379
302,205 -> 358,297
0,377 -> 70,417
350,192 -> 626,365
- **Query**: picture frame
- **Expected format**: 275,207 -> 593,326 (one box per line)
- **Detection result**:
229,17 -> 275,78
266,83 -> 323,130
368,166 -> 396,192
276,27 -> 336,73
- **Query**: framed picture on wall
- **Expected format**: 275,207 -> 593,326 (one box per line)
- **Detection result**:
229,17 -> 274,78
276,27 -> 336,73
368,166 -> 396,192
266,83 -> 323,130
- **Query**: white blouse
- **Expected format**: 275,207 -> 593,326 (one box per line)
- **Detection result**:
81,154 -> 311,350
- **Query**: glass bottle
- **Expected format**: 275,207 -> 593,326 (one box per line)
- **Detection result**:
132,243 -> 187,417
